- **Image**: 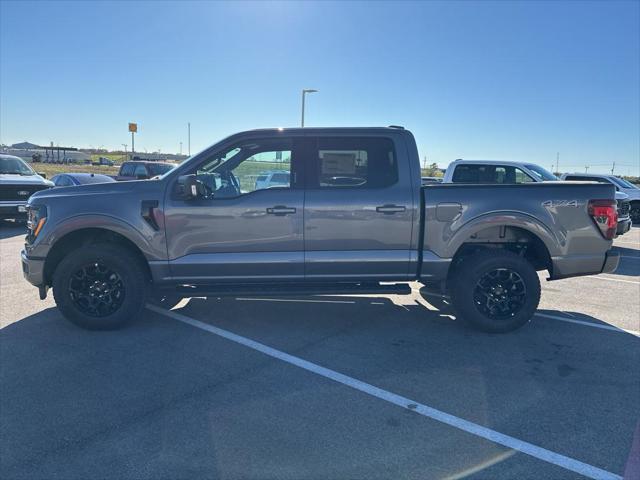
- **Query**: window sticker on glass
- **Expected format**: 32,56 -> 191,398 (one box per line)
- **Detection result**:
321,152 -> 357,175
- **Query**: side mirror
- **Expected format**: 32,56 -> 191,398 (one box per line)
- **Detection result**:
177,174 -> 200,200
38,172 -> 47,178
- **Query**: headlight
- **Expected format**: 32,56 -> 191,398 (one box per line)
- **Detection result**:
27,204 -> 47,241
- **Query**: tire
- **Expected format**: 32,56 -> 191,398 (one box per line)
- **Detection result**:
52,243 -> 148,330
449,249 -> 540,333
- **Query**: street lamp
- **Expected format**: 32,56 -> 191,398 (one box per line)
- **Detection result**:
301,89 -> 318,127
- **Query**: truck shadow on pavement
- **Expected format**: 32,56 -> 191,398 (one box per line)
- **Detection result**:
0,221 -> 26,239
1,297 -> 638,479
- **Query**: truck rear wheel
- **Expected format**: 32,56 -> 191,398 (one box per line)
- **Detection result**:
450,250 -> 540,333
52,244 -> 147,330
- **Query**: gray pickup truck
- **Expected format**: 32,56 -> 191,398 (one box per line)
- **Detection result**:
21,127 -> 620,333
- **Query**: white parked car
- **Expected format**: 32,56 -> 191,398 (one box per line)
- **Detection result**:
254,170 -> 290,190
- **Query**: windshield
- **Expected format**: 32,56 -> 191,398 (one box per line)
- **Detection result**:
524,164 -> 558,181
0,156 -> 35,175
610,176 -> 638,189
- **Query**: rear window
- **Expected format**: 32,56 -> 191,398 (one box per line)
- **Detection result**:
313,137 -> 398,189
120,163 -> 135,176
148,163 -> 174,176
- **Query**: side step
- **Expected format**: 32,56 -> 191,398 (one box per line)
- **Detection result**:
173,282 -> 411,297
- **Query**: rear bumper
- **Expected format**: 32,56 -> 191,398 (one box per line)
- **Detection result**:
21,250 -> 45,287
601,250 -> 620,274
550,250 -> 619,280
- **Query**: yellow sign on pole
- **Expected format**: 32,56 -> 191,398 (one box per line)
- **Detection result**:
128,123 -> 138,133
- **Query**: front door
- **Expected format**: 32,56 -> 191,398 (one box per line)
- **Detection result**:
164,136 -> 304,282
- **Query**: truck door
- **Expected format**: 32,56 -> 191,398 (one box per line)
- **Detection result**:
163,136 -> 305,282
303,134 -> 417,281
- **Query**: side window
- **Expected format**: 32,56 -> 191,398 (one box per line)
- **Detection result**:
194,138 -> 293,199
120,164 -> 134,176
515,168 -> 534,183
312,137 -> 397,188
133,164 -> 148,177
54,176 -> 71,186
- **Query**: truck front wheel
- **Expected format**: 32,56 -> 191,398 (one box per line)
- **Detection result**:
52,244 -> 147,330
450,250 -> 540,333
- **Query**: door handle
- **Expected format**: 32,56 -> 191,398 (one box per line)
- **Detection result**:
266,206 -> 297,216
376,204 -> 406,214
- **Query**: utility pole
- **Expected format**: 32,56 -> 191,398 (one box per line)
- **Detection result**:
188,122 -> 191,156
179,142 -> 182,155
555,152 -> 559,175
301,89 -> 318,127
611,161 -> 615,175
585,165 -> 590,173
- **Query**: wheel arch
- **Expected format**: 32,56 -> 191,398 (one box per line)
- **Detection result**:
43,227 -> 151,286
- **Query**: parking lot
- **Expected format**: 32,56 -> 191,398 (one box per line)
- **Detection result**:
1,223 -> 638,479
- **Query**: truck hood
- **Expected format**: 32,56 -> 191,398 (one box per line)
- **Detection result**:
615,191 -> 629,201
0,173 -> 53,186
621,189 -> 640,200
30,179 -> 160,200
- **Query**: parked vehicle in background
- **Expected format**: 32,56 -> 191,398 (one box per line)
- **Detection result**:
51,173 -> 116,187
116,161 -> 175,181
421,176 -> 442,185
254,170 -> 290,190
0,154 -> 53,221
561,172 -> 640,225
443,159 -> 558,184
21,127 -> 620,334
93,157 -> 114,166
444,160 -> 632,236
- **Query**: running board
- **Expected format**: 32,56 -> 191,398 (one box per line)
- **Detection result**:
172,282 -> 411,297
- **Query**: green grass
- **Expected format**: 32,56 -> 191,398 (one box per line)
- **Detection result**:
33,163 -> 120,179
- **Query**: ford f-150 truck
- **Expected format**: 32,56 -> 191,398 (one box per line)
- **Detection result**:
21,127 -> 620,333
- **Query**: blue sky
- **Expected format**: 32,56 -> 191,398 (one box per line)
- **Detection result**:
1,1 -> 638,175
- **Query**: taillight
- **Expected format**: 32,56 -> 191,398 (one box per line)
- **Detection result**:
588,199 -> 617,240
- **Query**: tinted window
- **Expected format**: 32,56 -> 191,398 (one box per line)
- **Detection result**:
312,137 -> 397,188
148,163 -> 174,176
133,164 -> 148,177
120,164 -> 135,176
452,165 -> 533,184
53,175 -> 73,186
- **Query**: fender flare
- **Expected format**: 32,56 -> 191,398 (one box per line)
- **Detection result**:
444,211 -> 561,259
43,214 -> 158,260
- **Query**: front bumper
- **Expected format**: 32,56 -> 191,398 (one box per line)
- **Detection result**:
21,250 -> 46,287
0,202 -> 28,219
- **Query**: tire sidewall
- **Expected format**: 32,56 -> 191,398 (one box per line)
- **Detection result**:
53,245 -> 147,330
451,251 -> 540,333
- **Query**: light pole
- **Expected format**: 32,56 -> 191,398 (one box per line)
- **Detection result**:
188,122 -> 191,156
179,142 -> 183,155
301,89 -> 318,127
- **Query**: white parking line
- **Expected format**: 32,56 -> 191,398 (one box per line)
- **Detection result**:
535,313 -> 640,336
147,304 -> 622,480
583,275 -> 640,285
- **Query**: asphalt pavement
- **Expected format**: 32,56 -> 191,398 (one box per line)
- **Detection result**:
1,221 -> 638,479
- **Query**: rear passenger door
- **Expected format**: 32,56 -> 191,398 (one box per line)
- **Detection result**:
303,135 -> 416,281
